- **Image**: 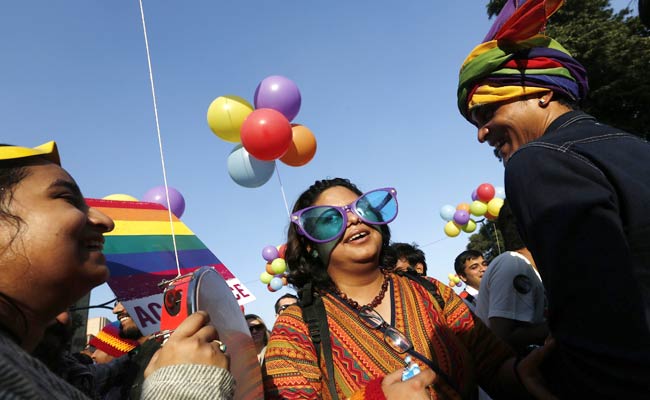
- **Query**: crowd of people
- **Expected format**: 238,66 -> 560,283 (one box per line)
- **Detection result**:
1,0 -> 648,399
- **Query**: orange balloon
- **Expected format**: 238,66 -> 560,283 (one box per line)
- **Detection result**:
456,203 -> 470,212
265,263 -> 274,275
485,212 -> 497,221
280,124 -> 317,167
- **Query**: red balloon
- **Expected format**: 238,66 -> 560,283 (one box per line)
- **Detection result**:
277,243 -> 287,259
476,183 -> 496,202
485,211 -> 497,221
240,108 -> 292,161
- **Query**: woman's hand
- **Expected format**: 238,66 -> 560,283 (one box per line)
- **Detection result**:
144,311 -> 229,378
517,337 -> 558,400
381,367 -> 436,399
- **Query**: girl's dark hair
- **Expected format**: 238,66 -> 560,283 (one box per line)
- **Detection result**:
0,147 -> 39,341
285,178 -> 392,292
0,149 -> 31,231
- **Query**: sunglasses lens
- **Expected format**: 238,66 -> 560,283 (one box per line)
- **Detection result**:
355,190 -> 397,224
300,206 -> 344,242
384,327 -> 412,354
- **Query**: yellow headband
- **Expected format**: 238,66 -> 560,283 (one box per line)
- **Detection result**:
468,84 -> 550,112
0,141 -> 60,166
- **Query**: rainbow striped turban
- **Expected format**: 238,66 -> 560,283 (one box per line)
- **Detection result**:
457,0 -> 589,121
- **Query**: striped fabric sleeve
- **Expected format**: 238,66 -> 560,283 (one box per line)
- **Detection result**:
263,307 -> 326,399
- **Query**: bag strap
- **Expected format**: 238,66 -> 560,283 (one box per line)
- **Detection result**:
299,283 -> 339,400
398,269 -> 446,309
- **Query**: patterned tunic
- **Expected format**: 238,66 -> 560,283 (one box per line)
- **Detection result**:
263,274 -> 513,399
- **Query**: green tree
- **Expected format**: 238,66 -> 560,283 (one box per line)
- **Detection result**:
466,220 -> 504,262
485,0 -> 650,139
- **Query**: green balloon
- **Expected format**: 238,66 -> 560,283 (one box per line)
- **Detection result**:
469,200 -> 488,216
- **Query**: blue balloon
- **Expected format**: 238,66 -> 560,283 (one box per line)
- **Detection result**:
439,204 -> 456,221
269,277 -> 284,291
494,186 -> 506,199
227,144 -> 275,188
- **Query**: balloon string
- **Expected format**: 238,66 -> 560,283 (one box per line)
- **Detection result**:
274,164 -> 291,218
138,0 -> 181,277
420,237 -> 448,248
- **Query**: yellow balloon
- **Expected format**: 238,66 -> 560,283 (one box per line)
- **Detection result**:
487,197 -> 505,217
444,221 -> 461,237
462,219 -> 477,233
206,95 -> 254,143
447,273 -> 455,280
103,193 -> 138,201
451,275 -> 461,284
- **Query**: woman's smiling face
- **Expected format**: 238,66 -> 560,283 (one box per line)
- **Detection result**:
314,186 -> 383,270
0,161 -> 114,311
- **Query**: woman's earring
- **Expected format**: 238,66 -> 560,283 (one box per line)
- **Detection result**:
539,99 -> 546,106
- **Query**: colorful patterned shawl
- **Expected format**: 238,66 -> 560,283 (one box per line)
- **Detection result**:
263,274 -> 513,399
457,0 -> 589,121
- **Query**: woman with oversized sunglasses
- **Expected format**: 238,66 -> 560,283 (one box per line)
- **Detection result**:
263,178 -> 553,399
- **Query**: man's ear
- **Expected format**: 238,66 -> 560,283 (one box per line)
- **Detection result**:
459,274 -> 468,283
538,91 -> 554,107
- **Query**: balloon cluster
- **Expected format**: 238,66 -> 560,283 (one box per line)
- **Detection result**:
259,244 -> 289,292
447,273 -> 463,288
103,185 -> 186,218
439,183 -> 505,237
207,76 -> 317,188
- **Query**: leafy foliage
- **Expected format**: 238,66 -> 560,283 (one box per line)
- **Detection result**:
466,220 -> 504,262
485,0 -> 650,139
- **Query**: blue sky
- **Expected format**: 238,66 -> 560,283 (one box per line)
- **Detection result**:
1,1 -> 634,326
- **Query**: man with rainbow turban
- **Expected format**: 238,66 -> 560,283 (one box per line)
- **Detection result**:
457,0 -> 650,398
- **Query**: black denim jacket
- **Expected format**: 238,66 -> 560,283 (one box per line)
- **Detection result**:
504,111 -> 650,398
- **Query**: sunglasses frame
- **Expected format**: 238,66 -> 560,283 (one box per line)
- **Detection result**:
358,305 -> 413,354
291,187 -> 398,243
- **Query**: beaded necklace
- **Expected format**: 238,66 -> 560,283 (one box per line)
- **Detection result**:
330,269 -> 390,310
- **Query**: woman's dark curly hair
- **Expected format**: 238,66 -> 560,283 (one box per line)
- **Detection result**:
285,178 -> 392,292
0,147 -> 41,341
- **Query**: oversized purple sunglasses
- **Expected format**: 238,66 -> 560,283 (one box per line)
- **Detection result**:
291,187 -> 398,243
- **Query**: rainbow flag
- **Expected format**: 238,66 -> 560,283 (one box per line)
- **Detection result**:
86,199 -> 255,305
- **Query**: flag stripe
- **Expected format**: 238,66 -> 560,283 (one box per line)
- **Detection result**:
106,220 -> 194,236
107,248 -> 221,276
104,235 -> 206,254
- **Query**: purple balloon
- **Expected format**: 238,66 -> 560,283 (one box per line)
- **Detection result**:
262,245 -> 279,262
471,189 -> 479,201
254,75 -> 302,121
453,209 -> 470,225
142,186 -> 186,218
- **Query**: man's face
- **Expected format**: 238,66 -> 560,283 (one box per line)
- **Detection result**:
395,258 -> 425,275
460,256 -> 488,290
276,297 -> 298,316
470,97 -> 544,163
112,302 -> 142,340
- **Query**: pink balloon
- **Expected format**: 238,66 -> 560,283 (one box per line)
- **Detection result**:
142,186 -> 186,218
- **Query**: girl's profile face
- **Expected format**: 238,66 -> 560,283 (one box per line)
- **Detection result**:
0,161 -> 114,310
